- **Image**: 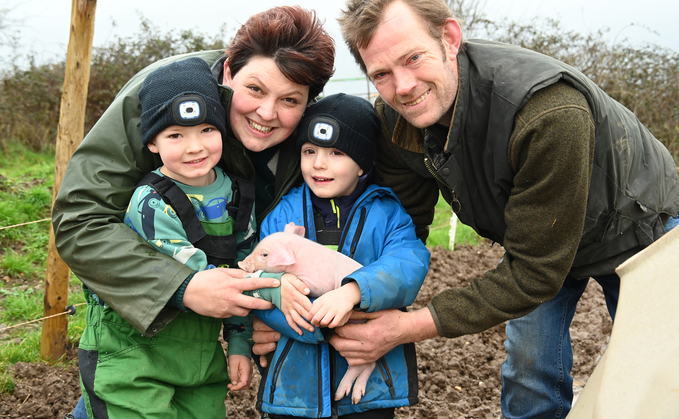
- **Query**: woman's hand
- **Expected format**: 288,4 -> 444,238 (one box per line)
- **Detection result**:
183,268 -> 278,318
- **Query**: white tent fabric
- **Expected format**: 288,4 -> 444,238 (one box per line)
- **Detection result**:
567,225 -> 679,418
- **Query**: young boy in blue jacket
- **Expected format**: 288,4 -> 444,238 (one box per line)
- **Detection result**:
254,93 -> 431,419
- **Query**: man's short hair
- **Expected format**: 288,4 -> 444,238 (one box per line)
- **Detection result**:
338,0 -> 455,74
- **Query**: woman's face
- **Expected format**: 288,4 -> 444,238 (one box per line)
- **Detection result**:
224,55 -> 310,152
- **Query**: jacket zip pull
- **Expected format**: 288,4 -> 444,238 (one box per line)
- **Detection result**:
424,156 -> 461,213
270,339 -> 295,403
450,190 -> 461,213
377,358 -> 396,398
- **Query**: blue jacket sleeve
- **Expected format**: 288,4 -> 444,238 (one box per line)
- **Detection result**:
347,195 -> 431,311
254,306 -> 327,343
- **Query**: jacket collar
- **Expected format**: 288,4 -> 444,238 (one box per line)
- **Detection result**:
444,50 -> 467,153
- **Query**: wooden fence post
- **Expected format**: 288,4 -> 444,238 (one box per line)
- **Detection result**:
41,0 -> 96,362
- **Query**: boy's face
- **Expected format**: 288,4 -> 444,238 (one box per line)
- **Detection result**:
300,142 -> 363,199
147,124 -> 222,187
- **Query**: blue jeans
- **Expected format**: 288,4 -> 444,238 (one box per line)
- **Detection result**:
500,216 -> 678,419
71,396 -> 87,419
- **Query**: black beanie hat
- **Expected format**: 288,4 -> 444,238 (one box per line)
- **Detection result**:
138,57 -> 227,146
296,93 -> 379,174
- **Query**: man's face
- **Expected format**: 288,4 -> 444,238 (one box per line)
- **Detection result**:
359,1 -> 461,129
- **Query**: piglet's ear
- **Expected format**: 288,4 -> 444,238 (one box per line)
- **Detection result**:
284,222 -> 306,237
268,244 -> 296,267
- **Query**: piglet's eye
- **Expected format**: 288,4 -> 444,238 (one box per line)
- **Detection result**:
261,253 -> 268,258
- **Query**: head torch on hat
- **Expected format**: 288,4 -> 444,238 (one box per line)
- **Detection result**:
139,57 -> 227,146
308,116 -> 340,146
172,95 -> 207,125
297,93 -> 379,174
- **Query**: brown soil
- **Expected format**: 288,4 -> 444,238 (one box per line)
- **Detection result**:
0,243 -> 611,419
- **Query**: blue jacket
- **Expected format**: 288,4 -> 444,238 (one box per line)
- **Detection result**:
255,182 -> 430,417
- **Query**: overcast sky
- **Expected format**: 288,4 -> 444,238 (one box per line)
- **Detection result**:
6,0 -> 679,97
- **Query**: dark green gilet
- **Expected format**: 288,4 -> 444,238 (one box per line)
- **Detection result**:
385,39 -> 679,279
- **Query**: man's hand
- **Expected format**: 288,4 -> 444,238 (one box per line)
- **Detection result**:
183,268 -> 277,318
279,273 -> 313,335
252,317 -> 280,368
330,308 -> 439,365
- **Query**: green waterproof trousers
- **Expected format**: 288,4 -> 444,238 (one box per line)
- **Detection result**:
78,292 -> 230,419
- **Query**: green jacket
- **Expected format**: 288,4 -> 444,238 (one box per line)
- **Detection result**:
375,40 -> 679,338
52,50 -> 302,336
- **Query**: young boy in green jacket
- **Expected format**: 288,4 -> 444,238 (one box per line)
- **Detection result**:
77,57 -> 257,419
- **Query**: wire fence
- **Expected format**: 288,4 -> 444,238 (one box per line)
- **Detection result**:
0,303 -> 85,333
0,217 -> 78,335
325,76 -> 379,102
0,218 -> 50,231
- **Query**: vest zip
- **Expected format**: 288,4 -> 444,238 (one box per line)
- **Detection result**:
269,338 -> 295,403
424,156 -> 461,213
376,357 -> 396,398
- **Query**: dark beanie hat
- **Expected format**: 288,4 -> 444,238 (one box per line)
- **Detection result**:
296,93 -> 379,173
138,57 -> 227,146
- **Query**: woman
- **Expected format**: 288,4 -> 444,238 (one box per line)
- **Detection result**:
54,6 -> 334,418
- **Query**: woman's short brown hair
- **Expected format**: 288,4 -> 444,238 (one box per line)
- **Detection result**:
339,0 -> 454,74
227,6 -> 335,102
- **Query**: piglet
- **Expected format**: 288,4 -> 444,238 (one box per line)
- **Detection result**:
238,222 -> 375,404
239,222 -> 361,297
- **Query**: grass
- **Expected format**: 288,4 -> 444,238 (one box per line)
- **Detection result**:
426,193 -> 482,249
0,142 -> 86,393
0,287 -> 44,323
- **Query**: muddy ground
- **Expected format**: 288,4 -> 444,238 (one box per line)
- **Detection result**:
0,243 -> 611,419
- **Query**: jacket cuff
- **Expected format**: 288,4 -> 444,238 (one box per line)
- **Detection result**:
226,336 -> 253,358
169,271 -> 197,312
427,302 -> 445,336
224,315 -> 254,357
321,327 -> 335,342
340,278 -> 365,312
244,286 -> 282,309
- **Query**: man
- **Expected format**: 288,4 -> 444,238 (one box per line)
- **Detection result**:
253,1 -> 679,418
